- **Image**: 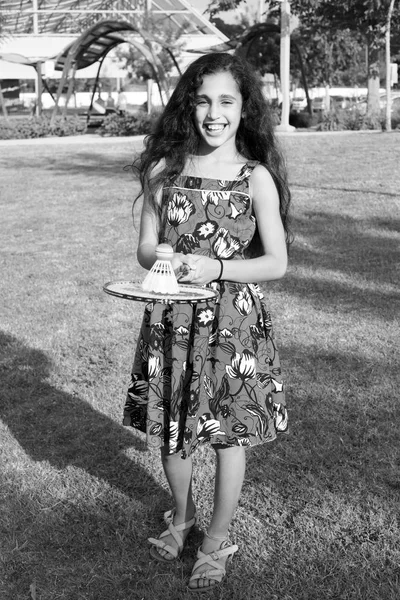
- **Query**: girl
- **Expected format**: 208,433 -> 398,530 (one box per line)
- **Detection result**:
123,52 -> 291,592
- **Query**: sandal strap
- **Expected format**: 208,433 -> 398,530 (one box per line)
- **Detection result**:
189,543 -> 239,588
148,508 -> 197,558
147,537 -> 179,558
197,543 -> 238,565
190,567 -> 225,582
164,509 -> 197,533
191,543 -> 239,576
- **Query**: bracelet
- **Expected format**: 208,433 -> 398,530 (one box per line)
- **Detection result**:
215,258 -> 224,282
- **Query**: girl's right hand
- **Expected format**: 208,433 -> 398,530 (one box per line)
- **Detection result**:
172,253 -> 195,280
173,253 -> 200,282
176,254 -> 221,285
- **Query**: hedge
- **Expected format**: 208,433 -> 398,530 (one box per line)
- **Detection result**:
98,111 -> 161,137
0,115 -> 87,140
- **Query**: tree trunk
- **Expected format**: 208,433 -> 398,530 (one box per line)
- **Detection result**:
385,0 -> 396,132
323,85 -> 330,112
367,44 -> 381,117
0,84 -> 8,119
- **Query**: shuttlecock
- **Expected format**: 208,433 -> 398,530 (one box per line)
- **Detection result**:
141,243 -> 180,294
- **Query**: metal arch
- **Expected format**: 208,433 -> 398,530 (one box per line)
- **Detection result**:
50,19 -> 180,122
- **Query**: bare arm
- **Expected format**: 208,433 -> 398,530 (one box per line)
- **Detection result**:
136,189 -> 159,270
136,165 -> 187,274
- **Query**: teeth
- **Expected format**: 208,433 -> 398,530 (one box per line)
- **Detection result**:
206,124 -> 225,131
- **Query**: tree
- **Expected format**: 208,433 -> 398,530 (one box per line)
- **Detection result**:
385,0 -> 397,130
289,0 -> 400,114
0,24 -> 12,118
291,21 -> 366,89
208,0 -> 400,114
210,16 -> 247,40
211,15 -> 281,77
115,16 -> 187,84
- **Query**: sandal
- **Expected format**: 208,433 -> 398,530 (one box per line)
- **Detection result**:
188,534 -> 238,593
148,508 -> 197,562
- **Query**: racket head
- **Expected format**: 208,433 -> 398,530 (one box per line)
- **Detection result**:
103,281 -> 218,304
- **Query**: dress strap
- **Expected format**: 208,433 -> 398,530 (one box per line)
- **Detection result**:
235,161 -> 259,180
222,161 -> 259,191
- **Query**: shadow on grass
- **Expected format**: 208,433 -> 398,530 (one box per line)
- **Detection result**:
0,330 -> 167,502
248,341 -> 400,493
277,269 -> 400,318
237,341 -> 400,599
292,182 -> 399,197
0,331 -> 205,598
0,147 -> 141,180
1,335 -> 399,598
278,211 -> 400,317
374,217 -> 400,233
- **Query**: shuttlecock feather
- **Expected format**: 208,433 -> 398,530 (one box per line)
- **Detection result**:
141,243 -> 180,294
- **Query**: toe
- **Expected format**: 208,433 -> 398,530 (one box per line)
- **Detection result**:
159,548 -> 174,561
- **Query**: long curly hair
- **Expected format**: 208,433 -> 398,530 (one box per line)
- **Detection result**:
133,52 -> 292,251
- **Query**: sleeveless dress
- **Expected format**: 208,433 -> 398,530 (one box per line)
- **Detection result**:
123,162 -> 288,459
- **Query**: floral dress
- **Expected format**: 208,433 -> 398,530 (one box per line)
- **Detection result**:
123,162 -> 288,459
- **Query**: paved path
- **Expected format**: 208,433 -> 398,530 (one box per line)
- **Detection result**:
0,133 -> 146,146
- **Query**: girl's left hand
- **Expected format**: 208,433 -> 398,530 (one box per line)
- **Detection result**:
177,254 -> 220,285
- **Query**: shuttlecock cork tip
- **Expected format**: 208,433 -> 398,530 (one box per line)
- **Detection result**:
155,243 -> 174,260
141,243 -> 179,294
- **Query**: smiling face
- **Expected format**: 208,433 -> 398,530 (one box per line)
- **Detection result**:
193,70 -> 243,153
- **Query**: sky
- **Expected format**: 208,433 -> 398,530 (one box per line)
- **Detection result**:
190,0 -> 212,12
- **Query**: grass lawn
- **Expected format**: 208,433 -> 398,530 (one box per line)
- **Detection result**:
1,131 -> 399,600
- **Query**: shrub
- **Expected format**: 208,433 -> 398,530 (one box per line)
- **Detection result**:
98,111 -> 161,137
50,116 -> 87,137
391,112 -> 400,129
316,108 -> 383,132
340,108 -> 366,131
388,104 -> 400,130
315,108 -> 346,131
289,111 -> 317,129
344,109 -> 383,131
268,101 -> 281,126
0,115 -> 87,140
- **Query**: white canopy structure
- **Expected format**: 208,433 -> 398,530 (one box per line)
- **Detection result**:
0,0 -> 227,117
0,0 -> 225,38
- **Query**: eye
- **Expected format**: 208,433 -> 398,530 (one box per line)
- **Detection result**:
196,99 -> 208,106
